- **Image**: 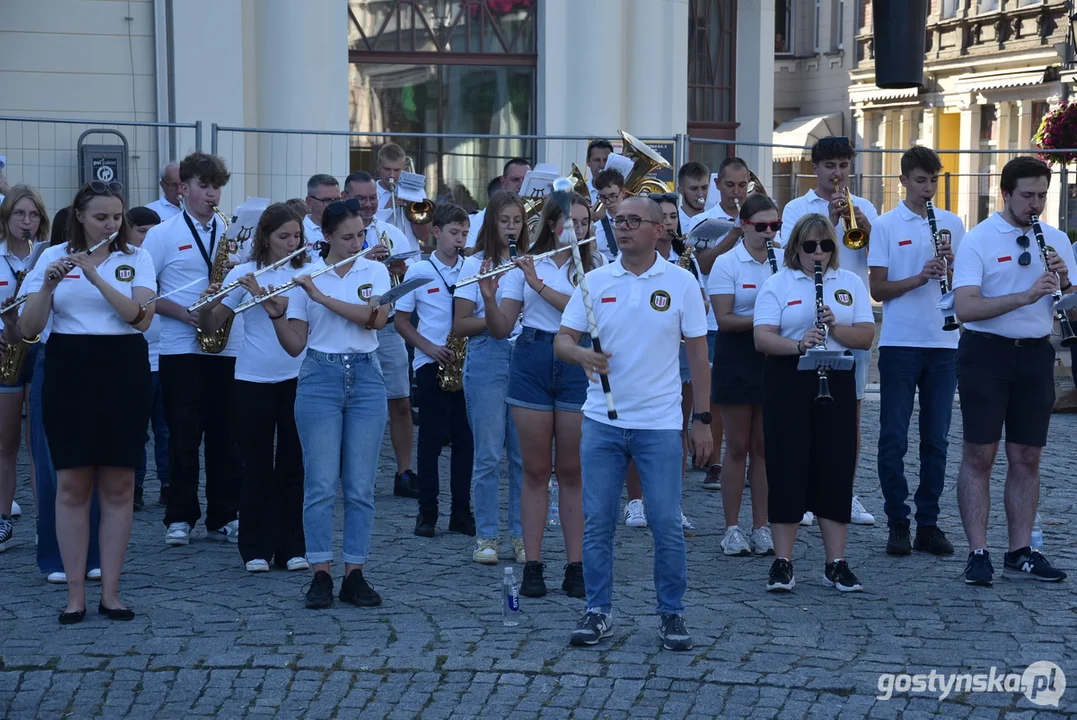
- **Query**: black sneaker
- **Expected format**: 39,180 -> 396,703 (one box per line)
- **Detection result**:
520,561 -> 547,597
964,550 -> 994,586
158,483 -> 170,506
766,558 -> 795,592
1003,547 -> 1068,582
914,525 -> 954,555
448,510 -> 476,536
0,515 -> 12,553
569,611 -> 613,646
133,486 -> 145,511
304,570 -> 334,609
414,513 -> 436,538
823,560 -> 863,592
562,562 -> 585,598
339,569 -> 383,606
394,470 -> 420,498
886,525 -> 911,556
658,614 -> 693,651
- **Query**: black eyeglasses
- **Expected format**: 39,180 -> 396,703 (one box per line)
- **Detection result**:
89,181 -> 124,194
817,136 -> 850,150
326,198 -> 361,216
801,239 -> 836,254
648,193 -> 680,204
613,216 -> 661,230
751,221 -> 783,232
1016,234 -> 1032,266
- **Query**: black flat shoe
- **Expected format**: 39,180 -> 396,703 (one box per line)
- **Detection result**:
59,609 -> 86,625
98,603 -> 135,621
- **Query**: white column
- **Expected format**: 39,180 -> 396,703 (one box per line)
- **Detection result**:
626,0 -> 688,138
735,0 -> 775,190
957,103 -> 979,227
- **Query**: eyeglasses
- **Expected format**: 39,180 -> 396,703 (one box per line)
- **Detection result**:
598,192 -> 623,204
89,181 -> 124,194
801,239 -> 836,254
613,216 -> 661,230
648,193 -> 680,204
750,221 -> 783,232
817,136 -> 850,150
326,198 -> 361,216
1016,234 -> 1032,266
12,210 -> 41,221
309,195 -> 340,205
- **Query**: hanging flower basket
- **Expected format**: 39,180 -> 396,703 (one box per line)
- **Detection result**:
1034,102 -> 1077,165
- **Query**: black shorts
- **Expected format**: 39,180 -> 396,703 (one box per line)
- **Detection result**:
956,331 -> 1055,447
712,330 -> 764,405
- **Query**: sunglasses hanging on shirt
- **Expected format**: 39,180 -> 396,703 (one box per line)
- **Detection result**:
1016,234 -> 1032,266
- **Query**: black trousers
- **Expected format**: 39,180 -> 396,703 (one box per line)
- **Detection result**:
159,353 -> 242,530
762,354 -> 857,524
415,363 -> 474,517
235,379 -> 305,565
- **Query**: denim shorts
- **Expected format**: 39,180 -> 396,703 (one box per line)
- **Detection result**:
678,342 -> 690,384
376,324 -> 411,400
506,326 -> 591,412
706,330 -> 717,366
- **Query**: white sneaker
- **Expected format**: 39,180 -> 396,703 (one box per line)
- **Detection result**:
721,526 -> 751,556
681,513 -> 696,536
800,512 -> 815,526
624,499 -> 647,528
10,500 -> 21,517
473,538 -> 499,565
286,557 -> 310,572
209,519 -> 240,543
850,496 -> 875,525
245,559 -> 270,573
750,526 -> 775,556
86,568 -> 101,580
46,571 -> 67,584
511,537 -> 526,564
165,521 -> 191,546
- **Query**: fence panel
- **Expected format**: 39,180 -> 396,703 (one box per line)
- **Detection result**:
0,116 -> 200,216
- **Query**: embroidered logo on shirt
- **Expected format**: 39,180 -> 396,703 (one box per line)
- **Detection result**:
898,239 -> 913,247
179,244 -> 193,251
998,255 -> 1013,263
0,281 -> 8,287
115,265 -> 135,282
600,296 -> 616,303
834,289 -> 853,306
427,287 -> 440,294
787,299 -> 803,306
650,290 -> 671,312
357,283 -> 374,301
65,274 -> 80,280
742,283 -> 756,289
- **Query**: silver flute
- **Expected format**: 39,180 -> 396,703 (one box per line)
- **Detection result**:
187,245 -> 309,312
3,233 -> 118,312
233,247 -> 374,314
455,238 -> 596,288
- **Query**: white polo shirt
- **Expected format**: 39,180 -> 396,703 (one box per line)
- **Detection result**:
363,217 -> 411,256
143,211 -> 242,356
782,188 -> 878,290
22,244 -> 156,335
396,253 -> 464,371
376,182 -> 421,249
465,208 -> 487,249
146,196 -> 182,221
453,251 -> 512,320
585,179 -> 599,207
952,212 -> 1077,339
709,242 -> 783,317
561,253 -> 707,430
754,266 -> 874,351
0,240 -> 35,277
144,315 -> 162,372
867,201 -> 965,349
286,256 -> 391,354
303,215 -> 324,246
0,260 -> 18,304
500,254 -> 580,334
221,260 -> 309,382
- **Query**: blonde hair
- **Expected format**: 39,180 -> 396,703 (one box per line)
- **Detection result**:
783,213 -> 840,272
0,184 -> 51,245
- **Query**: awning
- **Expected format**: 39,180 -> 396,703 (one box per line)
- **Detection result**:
955,68 -> 1050,94
771,113 -> 844,162
848,85 -> 921,105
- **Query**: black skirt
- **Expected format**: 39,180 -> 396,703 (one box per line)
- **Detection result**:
712,329 -> 765,405
43,333 -> 151,470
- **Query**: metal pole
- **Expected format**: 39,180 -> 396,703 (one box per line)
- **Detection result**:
1061,163 -> 1069,232
944,172 -> 952,212
194,121 -> 202,152
211,123 -> 219,156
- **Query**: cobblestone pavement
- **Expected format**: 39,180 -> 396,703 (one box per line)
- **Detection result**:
1,398 -> 1076,719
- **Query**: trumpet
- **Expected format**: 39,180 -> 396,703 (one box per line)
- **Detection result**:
833,178 -> 867,250
1030,215 -> 1077,347
925,201 -> 959,332
455,238 -> 596,288
186,245 -> 310,312
233,247 -> 375,314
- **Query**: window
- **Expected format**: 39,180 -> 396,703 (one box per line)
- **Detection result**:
776,0 -> 794,54
688,0 -> 736,124
941,0 -> 959,18
1017,0 -> 1042,5
814,0 -> 822,52
977,0 -> 998,13
1031,101 -> 1049,145
832,0 -> 845,50
979,104 -> 998,144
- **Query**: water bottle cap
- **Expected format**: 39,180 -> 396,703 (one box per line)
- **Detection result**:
504,567 -> 513,575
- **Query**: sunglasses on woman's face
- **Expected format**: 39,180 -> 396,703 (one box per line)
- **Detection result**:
750,221 -> 783,232
89,181 -> 124,194
326,198 -> 361,216
801,239 -> 836,254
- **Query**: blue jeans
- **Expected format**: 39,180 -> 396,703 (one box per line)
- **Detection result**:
464,334 -> 523,539
580,417 -> 686,615
135,371 -> 169,488
295,350 -> 387,565
877,346 -> 957,529
30,346 -> 100,574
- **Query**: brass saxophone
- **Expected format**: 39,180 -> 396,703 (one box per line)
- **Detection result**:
195,206 -> 236,354
0,232 -> 36,384
437,329 -> 467,392
676,240 -> 696,270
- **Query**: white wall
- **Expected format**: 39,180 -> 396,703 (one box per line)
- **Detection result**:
737,0 -> 776,189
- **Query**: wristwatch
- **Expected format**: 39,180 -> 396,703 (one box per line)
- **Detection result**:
692,411 -> 712,425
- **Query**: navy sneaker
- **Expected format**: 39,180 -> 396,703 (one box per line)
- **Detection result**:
964,550 -> 994,586
1003,547 -> 1067,582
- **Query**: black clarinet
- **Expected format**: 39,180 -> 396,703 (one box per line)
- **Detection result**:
925,201 -> 959,331
1030,215 -> 1077,347
765,238 -> 779,273
507,234 -> 518,260
813,261 -> 833,404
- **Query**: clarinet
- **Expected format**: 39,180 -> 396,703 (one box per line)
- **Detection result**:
765,238 -> 779,273
1030,215 -> 1077,347
507,234 -> 518,260
925,201 -> 959,331
813,261 -> 833,404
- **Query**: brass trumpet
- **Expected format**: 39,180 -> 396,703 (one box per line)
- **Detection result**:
834,178 -> 867,250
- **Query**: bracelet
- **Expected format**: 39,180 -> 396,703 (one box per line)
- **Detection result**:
129,307 -> 147,326
268,310 -> 285,321
796,339 -> 804,355
1063,281 -> 1073,292
364,304 -> 381,330
538,284 -> 547,297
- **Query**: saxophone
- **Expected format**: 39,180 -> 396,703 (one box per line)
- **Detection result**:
0,233 -> 35,384
195,206 -> 236,354
437,329 -> 467,392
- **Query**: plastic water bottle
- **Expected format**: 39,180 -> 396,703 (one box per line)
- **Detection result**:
502,567 -> 520,626
547,475 -> 560,527
1031,513 -> 1045,550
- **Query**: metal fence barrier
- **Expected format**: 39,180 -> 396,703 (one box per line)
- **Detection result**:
0,116 -> 201,216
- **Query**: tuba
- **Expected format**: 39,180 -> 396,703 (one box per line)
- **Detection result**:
0,232 -> 37,385
525,163 -> 589,236
195,206 -> 236,353
592,131 -> 673,217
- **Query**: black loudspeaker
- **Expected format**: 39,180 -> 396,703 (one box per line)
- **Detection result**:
872,0 -> 928,89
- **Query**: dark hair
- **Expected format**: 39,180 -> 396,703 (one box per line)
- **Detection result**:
432,202 -> 469,229
717,156 -> 748,178
475,191 -> 530,262
811,136 -> 856,164
739,194 -> 779,222
306,174 -> 339,196
126,206 -> 161,227
0,184 -> 51,245
586,139 -> 614,161
530,193 -> 596,271
67,183 -> 132,253
1000,156 -> 1051,195
50,207 -> 70,246
249,203 -> 309,270
502,157 -> 531,177
179,152 -> 230,187
783,213 -> 839,272
594,169 -> 625,192
319,201 -> 363,258
487,177 -> 502,198
900,146 -> 943,177
677,161 -> 710,184
344,171 -> 374,193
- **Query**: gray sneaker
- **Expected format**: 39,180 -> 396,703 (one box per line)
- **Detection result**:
721,526 -> 751,556
658,614 -> 693,651
570,611 -> 613,646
